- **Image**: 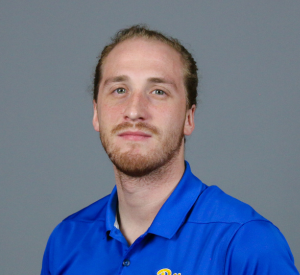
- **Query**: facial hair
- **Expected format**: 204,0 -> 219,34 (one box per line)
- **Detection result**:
99,121 -> 184,177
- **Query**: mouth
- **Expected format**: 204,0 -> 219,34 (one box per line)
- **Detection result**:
118,130 -> 152,141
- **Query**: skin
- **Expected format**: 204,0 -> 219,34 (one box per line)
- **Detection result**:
93,38 -> 195,245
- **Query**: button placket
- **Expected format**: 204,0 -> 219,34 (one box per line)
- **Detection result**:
120,233 -> 147,272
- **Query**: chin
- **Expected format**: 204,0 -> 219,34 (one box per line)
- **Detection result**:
108,143 -> 182,178
112,154 -> 162,177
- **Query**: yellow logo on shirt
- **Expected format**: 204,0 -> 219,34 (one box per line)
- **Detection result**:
157,268 -> 181,275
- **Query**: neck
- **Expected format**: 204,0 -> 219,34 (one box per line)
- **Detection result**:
114,143 -> 186,245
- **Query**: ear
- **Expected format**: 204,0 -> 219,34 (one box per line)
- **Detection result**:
92,100 -> 100,132
184,104 -> 196,136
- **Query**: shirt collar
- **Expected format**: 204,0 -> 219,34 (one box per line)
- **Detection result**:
148,161 -> 205,239
106,185 -> 118,232
105,161 -> 205,239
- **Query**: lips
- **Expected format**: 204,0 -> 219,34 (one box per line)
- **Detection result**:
118,130 -> 152,141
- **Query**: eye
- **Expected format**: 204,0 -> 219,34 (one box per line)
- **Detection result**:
114,88 -> 126,94
152,89 -> 165,95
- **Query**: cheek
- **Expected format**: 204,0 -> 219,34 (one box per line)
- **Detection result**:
98,104 -> 122,129
161,106 -> 186,131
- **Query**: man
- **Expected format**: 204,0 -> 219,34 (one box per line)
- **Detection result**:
41,25 -> 299,274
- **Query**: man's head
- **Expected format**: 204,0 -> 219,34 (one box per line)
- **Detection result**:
92,25 -> 198,177
93,25 -> 198,109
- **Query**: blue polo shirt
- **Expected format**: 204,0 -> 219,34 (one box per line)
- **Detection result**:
41,162 -> 299,274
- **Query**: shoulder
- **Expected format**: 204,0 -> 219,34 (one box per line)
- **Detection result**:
41,194 -> 111,273
63,193 -> 110,223
225,220 -> 298,274
188,185 -> 266,224
187,184 -> 298,274
46,194 -> 110,249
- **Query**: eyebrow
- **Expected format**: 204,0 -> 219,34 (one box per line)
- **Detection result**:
147,77 -> 176,88
103,75 -> 129,87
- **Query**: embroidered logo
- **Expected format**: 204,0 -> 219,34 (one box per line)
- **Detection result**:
157,268 -> 181,275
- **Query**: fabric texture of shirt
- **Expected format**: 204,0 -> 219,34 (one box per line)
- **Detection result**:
41,162 -> 299,275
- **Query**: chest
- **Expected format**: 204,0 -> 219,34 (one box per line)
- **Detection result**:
51,223 -> 238,275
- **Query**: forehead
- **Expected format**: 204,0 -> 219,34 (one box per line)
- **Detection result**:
101,38 -> 185,83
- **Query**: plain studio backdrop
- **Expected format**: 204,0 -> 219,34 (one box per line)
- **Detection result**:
1,1 -> 299,274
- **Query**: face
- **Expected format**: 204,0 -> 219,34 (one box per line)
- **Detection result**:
93,38 -> 195,177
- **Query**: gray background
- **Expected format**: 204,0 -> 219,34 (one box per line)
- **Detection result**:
1,1 -> 299,274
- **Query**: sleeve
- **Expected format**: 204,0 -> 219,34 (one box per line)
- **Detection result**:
224,220 -> 299,275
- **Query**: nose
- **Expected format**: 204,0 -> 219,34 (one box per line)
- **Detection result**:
123,90 -> 149,122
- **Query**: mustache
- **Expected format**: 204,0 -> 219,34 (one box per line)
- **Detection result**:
112,122 -> 159,135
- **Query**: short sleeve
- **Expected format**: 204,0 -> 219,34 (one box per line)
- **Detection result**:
225,220 -> 299,275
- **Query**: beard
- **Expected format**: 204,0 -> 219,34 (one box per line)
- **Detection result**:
99,121 -> 184,177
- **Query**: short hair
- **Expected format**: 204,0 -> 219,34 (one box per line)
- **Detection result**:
93,25 -> 198,109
